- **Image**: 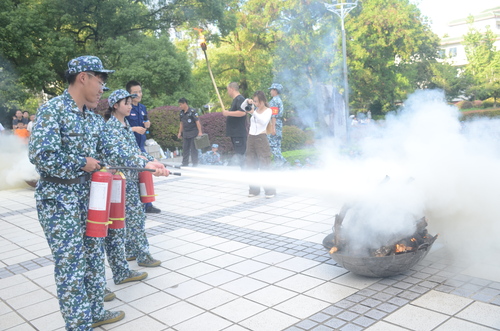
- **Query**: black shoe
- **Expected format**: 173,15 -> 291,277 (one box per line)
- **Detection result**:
145,205 -> 161,213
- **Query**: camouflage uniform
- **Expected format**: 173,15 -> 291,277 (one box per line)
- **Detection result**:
104,111 -> 155,265
267,84 -> 287,165
200,144 -> 223,165
29,58 -> 144,330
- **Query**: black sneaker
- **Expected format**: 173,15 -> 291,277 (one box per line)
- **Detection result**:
145,205 -> 161,213
91,310 -> 125,328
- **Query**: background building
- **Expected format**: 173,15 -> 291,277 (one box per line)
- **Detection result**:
439,6 -> 500,66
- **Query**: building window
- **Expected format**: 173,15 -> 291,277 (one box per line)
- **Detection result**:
449,48 -> 457,57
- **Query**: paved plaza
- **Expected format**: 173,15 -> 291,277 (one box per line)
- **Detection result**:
1,163 -> 500,330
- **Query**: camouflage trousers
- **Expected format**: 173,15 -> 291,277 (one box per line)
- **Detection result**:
124,180 -> 151,263
268,133 -> 287,164
104,228 -> 130,284
37,199 -> 105,331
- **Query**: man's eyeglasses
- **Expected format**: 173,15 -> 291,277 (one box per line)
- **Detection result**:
86,72 -> 107,89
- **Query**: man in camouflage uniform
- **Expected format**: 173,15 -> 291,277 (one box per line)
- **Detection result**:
29,56 -> 167,330
200,144 -> 223,165
267,83 -> 287,165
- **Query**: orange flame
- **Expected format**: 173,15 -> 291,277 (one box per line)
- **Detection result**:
194,28 -> 207,51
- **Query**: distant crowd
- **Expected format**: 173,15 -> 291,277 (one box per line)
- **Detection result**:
0,109 -> 37,143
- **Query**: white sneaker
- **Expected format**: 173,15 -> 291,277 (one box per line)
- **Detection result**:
248,193 -> 257,198
265,194 -> 275,199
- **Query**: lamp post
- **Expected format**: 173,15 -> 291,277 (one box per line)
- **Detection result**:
325,0 -> 357,140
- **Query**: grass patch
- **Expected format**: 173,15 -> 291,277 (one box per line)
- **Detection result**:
282,148 -> 319,165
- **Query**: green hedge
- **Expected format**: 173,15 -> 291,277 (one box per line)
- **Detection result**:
148,106 -> 182,151
198,112 -> 232,154
147,108 -> 316,155
461,109 -> 500,121
282,125 -> 309,152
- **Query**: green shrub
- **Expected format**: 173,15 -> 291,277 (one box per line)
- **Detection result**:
198,112 -> 232,154
482,98 -> 495,108
461,109 -> 500,120
282,125 -> 308,152
148,106 -> 182,151
456,100 -> 474,110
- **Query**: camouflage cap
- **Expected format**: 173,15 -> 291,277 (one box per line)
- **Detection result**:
67,55 -> 115,74
268,83 -> 283,93
108,89 -> 137,107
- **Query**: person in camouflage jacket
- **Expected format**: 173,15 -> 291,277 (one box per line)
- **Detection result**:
267,83 -> 287,165
104,89 -> 165,270
29,56 -> 167,330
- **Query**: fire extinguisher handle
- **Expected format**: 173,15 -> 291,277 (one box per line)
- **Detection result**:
107,166 -> 156,172
161,163 -> 181,169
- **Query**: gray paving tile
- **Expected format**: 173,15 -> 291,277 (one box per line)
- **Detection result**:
309,312 -> 330,323
323,318 -> 346,329
364,309 -> 388,320
377,302 -> 399,313
337,311 -> 359,322
296,319 -> 318,329
339,323 -> 363,331
352,315 -> 376,327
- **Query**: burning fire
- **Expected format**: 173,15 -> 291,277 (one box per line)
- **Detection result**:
395,243 -> 411,253
194,28 -> 207,51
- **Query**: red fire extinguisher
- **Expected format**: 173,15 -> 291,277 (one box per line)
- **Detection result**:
109,172 -> 126,229
86,169 -> 113,237
139,171 -> 156,203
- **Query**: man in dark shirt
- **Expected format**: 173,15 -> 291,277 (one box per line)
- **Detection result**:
222,82 -> 247,166
125,80 -> 149,153
177,97 -> 203,166
125,80 -> 160,213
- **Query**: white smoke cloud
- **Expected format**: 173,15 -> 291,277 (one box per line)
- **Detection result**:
317,89 -> 500,262
0,134 -> 38,190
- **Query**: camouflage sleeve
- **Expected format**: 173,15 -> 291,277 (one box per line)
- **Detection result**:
124,118 -> 154,161
28,102 -> 87,178
101,117 -> 148,168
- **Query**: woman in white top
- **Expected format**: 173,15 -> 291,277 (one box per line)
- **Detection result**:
241,90 -> 276,198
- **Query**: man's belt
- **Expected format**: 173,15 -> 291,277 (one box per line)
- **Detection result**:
40,173 -> 91,184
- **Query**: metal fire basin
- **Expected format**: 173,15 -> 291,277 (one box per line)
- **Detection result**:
322,233 -> 436,278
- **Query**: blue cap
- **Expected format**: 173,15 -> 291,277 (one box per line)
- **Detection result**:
67,55 -> 115,74
108,89 -> 137,107
212,144 -> 219,148
268,83 -> 283,93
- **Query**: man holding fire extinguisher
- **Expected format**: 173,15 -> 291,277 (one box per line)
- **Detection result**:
29,55 -> 168,330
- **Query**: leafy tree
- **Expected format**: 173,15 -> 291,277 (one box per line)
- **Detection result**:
271,0 -> 338,129
104,35 -> 194,108
188,0 -> 282,112
462,20 -> 500,106
0,0 -> 232,116
428,61 -> 466,102
347,0 -> 440,112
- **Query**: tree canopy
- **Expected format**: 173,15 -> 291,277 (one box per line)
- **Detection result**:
2,0 -> 498,129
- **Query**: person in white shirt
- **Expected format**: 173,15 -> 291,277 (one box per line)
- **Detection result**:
26,114 -> 36,132
241,90 -> 276,198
